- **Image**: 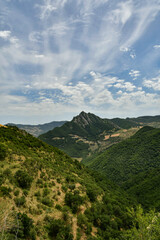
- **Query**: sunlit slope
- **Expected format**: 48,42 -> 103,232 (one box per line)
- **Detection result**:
0,125 -> 136,240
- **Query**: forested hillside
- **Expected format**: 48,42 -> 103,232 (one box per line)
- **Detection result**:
83,126 -> 160,210
0,125 -> 139,239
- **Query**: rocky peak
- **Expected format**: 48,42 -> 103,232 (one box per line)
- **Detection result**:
73,111 -> 94,128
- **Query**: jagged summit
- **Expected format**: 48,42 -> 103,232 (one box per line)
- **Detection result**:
72,111 -> 99,128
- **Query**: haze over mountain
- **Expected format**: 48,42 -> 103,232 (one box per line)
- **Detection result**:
7,121 -> 67,137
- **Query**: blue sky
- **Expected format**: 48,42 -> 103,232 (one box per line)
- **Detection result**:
0,0 -> 160,124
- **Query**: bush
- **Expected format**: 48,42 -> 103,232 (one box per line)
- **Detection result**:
55,204 -> 62,211
77,213 -> 92,234
65,191 -> 84,213
14,189 -> 20,196
46,218 -> 73,240
15,170 -> 33,189
0,186 -> 12,197
43,188 -> 50,196
0,143 -> 6,161
14,196 -> 26,206
0,174 -> 5,186
41,197 -> 53,207
3,168 -> 12,177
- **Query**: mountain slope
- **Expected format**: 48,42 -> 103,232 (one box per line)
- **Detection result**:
83,126 -> 160,210
0,125 -> 137,240
7,121 -> 67,137
39,111 -> 119,159
39,112 -> 144,159
123,168 -> 160,210
85,126 -> 160,184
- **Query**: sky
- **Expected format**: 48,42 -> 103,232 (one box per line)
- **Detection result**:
0,0 -> 160,124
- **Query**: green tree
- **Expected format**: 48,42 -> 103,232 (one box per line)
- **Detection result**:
122,206 -> 160,240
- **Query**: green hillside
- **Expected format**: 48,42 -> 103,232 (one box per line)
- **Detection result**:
0,125 -> 138,240
123,168 -> 160,211
111,118 -> 140,129
85,126 -> 160,185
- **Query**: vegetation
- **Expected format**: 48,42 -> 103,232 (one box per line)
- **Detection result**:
85,127 -> 160,183
83,126 -> 160,211
0,125 -> 137,239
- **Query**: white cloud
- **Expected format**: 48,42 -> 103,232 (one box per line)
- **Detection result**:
35,54 -> 44,58
120,47 -> 130,52
129,70 -> 140,80
114,81 -> 136,91
143,76 -> 160,91
130,52 -> 136,59
154,45 -> 160,49
0,30 -> 11,39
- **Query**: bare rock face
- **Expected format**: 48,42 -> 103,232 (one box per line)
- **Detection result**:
73,111 -> 93,127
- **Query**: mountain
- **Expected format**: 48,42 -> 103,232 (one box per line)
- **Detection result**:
39,112 -> 142,159
7,121 -> 67,137
83,126 -> 160,210
0,124 -> 140,240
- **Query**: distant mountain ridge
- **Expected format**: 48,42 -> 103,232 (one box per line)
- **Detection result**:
7,121 -> 67,137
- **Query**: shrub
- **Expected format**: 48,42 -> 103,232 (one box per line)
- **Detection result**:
15,170 -> 33,189
3,168 -> 12,177
0,174 -> 4,186
41,197 -> 53,207
46,218 -> 73,240
14,189 -> 20,196
55,204 -> 62,211
0,143 -> 6,161
14,196 -> 26,206
0,186 -> 12,197
23,189 -> 29,196
43,188 -> 50,196
69,184 -> 75,191
65,191 -> 84,213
